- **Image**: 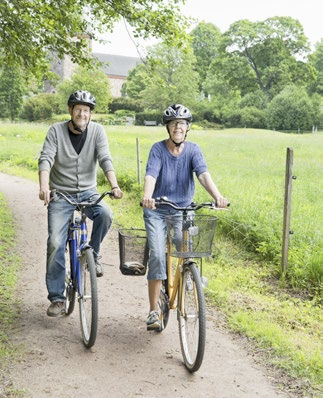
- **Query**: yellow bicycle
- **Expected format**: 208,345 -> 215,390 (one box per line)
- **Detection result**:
157,198 -> 219,372
119,198 -> 221,372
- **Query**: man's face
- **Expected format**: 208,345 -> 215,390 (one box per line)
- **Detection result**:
69,104 -> 92,131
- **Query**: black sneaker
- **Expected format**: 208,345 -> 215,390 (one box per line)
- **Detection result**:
95,259 -> 104,277
47,301 -> 65,317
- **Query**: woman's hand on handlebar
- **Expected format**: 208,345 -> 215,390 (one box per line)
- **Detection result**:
141,197 -> 156,210
215,195 -> 230,208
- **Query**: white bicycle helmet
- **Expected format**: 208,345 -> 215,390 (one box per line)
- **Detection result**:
67,90 -> 96,110
162,104 -> 192,124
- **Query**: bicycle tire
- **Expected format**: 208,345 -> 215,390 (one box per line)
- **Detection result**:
79,248 -> 98,348
157,281 -> 170,331
64,241 -> 76,315
178,261 -> 206,372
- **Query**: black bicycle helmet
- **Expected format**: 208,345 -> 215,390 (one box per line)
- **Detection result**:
67,90 -> 96,110
162,104 -> 192,124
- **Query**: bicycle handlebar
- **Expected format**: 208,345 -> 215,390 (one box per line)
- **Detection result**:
141,196 -> 230,211
51,189 -> 114,207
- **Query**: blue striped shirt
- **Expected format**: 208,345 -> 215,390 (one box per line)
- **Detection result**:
145,140 -> 208,207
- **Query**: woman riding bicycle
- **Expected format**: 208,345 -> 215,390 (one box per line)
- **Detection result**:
141,103 -> 229,330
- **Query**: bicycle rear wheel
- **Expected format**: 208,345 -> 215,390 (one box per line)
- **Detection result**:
178,261 -> 206,372
64,241 -> 76,315
79,248 -> 98,348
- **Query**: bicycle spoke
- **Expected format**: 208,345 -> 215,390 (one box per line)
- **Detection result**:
178,262 -> 206,372
79,249 -> 98,348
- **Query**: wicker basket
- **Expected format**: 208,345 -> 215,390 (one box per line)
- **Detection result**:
118,228 -> 149,275
165,214 -> 217,258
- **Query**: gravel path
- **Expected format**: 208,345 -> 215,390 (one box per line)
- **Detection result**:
0,172 -> 288,398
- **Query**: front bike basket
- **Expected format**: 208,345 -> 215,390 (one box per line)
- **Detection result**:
165,214 -> 218,258
118,228 -> 149,276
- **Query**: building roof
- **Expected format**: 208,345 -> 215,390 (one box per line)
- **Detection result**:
93,53 -> 142,78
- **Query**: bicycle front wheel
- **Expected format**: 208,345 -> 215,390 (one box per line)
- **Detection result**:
64,241 -> 76,315
178,261 -> 206,372
157,281 -> 170,331
79,248 -> 98,348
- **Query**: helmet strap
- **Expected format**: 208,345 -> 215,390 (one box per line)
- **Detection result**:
168,131 -> 187,147
171,138 -> 183,147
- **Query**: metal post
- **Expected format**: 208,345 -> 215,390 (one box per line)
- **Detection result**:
136,138 -> 141,185
281,147 -> 294,274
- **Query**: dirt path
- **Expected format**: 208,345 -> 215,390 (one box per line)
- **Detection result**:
0,173 -> 289,398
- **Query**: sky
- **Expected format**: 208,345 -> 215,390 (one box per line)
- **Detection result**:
92,0 -> 322,57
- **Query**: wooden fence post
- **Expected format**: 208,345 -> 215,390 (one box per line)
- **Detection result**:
281,147 -> 294,274
136,138 -> 141,185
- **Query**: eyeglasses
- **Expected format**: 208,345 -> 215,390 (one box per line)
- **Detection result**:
168,120 -> 188,127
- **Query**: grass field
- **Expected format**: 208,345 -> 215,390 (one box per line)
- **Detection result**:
0,122 -> 322,396
1,122 -> 321,292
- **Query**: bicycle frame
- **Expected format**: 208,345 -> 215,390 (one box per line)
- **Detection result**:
54,189 -> 113,348
163,206 -> 196,307
68,209 -> 91,297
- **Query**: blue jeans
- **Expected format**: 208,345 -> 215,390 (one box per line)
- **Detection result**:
46,189 -> 113,302
143,207 -> 180,280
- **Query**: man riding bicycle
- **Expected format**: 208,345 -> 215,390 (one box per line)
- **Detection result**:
38,90 -> 123,317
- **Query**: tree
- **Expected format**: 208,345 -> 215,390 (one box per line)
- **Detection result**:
190,22 -> 221,95
239,91 -> 269,110
57,66 -> 112,113
129,43 -> 200,112
0,0 -> 189,79
211,17 -> 316,99
0,65 -> 25,120
121,63 -> 151,100
310,39 -> 323,95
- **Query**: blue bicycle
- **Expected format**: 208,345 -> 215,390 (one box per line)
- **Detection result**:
51,189 -> 113,348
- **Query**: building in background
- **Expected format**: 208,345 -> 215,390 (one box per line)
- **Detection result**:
46,37 -> 142,97
94,53 -> 142,97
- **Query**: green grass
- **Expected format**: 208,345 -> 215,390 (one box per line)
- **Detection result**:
203,236 -> 323,393
0,122 -> 322,396
0,193 -> 21,385
0,122 -> 321,292
103,126 -> 322,295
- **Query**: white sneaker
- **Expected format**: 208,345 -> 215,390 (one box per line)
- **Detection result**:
146,310 -> 161,331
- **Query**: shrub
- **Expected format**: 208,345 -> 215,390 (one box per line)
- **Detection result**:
265,86 -> 317,131
240,107 -> 266,128
20,94 -> 60,121
135,112 -> 162,125
109,97 -> 143,113
97,170 -> 138,192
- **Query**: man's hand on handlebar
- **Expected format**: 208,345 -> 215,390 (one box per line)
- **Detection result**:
111,187 -> 123,199
39,188 -> 51,206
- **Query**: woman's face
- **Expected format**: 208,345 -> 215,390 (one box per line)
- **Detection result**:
167,119 -> 189,144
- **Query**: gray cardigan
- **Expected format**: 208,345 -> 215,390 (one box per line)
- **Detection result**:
38,121 -> 114,193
